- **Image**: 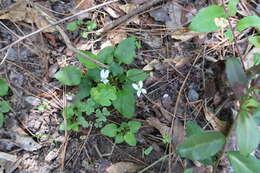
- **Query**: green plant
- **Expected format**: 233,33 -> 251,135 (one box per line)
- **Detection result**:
0,78 -> 10,127
37,101 -> 51,111
54,37 -> 147,145
101,120 -> 141,146
66,19 -> 97,38
176,1 -> 260,172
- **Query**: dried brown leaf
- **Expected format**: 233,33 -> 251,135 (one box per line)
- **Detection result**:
106,162 -> 142,173
164,57 -> 191,68
171,29 -> 206,41
147,117 -> 170,137
204,107 -> 227,132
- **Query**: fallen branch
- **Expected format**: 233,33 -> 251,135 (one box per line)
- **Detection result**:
97,0 -> 166,34
0,0 -> 118,53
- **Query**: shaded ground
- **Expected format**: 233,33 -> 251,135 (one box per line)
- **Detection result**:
0,0 -> 259,173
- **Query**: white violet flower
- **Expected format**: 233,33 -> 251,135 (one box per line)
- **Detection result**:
100,69 -> 109,84
132,81 -> 147,97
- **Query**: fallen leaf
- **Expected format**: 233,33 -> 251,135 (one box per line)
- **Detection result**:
143,59 -> 160,71
164,57 -> 191,68
0,152 -> 16,162
204,107 -> 227,133
106,162 -> 142,173
147,117 -> 169,137
75,0 -> 95,9
0,1 -> 55,32
171,29 -> 206,41
104,6 -> 120,18
15,134 -> 42,151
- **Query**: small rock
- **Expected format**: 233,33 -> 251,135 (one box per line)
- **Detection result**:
48,63 -> 59,78
143,33 -> 163,49
6,48 -> 18,60
188,89 -> 199,101
9,71 -> 23,87
161,93 -> 173,110
25,96 -> 41,106
149,7 -> 169,22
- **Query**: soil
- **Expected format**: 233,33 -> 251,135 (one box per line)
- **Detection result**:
0,0 -> 259,173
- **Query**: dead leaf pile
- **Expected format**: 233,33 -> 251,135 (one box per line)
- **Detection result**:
0,0 -> 55,32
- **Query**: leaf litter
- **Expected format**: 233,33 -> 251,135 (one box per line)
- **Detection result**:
0,0 -> 258,172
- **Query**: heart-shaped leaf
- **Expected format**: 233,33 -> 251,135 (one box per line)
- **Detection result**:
114,38 -> 136,64
189,5 -> 226,32
124,132 -> 137,146
101,123 -> 118,137
113,88 -> 135,118
54,66 -> 81,86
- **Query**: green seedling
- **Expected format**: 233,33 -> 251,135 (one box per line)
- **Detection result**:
37,101 -> 51,111
101,120 -> 141,146
66,19 -> 97,38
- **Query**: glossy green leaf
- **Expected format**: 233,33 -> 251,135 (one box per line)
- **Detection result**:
226,57 -> 248,88
236,112 -> 260,155
76,51 -> 99,69
101,123 -> 118,137
0,78 -> 9,96
186,120 -> 203,137
124,132 -> 137,146
236,16 -> 260,31
54,66 -> 81,86
113,88 -> 135,118
97,46 -> 114,64
90,83 -> 117,106
249,36 -> 260,48
227,0 -> 239,16
128,120 -> 141,133
114,37 -> 136,64
126,69 -> 149,82
228,151 -> 260,173
184,170 -> 193,173
189,5 -> 226,32
144,146 -> 153,155
177,131 -> 225,160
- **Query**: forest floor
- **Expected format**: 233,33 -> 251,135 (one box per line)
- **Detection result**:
0,0 -> 259,173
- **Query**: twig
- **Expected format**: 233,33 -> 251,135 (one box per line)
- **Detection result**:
0,0 -> 118,53
97,0 -> 166,34
138,152 -> 175,173
213,113 -> 237,173
168,49 -> 203,171
32,3 -> 108,68
221,0 -> 246,71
